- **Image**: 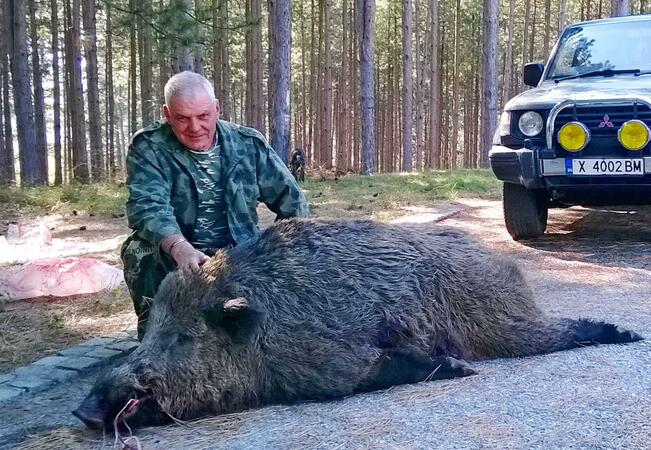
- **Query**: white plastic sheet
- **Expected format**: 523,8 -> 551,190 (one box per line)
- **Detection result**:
0,257 -> 124,301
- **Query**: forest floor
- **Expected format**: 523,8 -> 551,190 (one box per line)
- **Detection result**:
2,194 -> 649,449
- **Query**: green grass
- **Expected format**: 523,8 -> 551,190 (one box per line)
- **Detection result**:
0,182 -> 128,218
0,170 -> 500,220
302,169 -> 500,218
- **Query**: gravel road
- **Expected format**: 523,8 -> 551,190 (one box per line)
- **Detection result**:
3,201 -> 650,450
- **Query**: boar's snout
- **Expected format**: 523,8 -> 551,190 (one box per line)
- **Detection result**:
72,394 -> 105,430
72,364 -> 165,430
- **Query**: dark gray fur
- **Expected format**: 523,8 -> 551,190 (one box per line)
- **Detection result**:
74,218 -> 643,429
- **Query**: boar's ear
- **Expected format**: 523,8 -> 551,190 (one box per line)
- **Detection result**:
203,297 -> 266,344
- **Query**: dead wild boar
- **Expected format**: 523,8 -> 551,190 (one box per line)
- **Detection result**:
73,218 -> 643,429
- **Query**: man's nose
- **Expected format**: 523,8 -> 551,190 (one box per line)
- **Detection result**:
188,117 -> 201,132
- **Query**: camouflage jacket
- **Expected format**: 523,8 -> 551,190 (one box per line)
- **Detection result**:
124,119 -> 309,259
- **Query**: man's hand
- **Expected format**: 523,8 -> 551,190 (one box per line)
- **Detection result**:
162,235 -> 209,273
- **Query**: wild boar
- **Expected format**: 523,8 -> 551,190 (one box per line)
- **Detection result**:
73,218 -> 642,429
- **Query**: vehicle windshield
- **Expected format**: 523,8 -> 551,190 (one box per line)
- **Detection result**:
547,19 -> 651,79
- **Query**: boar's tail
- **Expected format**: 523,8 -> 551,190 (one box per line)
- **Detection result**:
551,318 -> 644,352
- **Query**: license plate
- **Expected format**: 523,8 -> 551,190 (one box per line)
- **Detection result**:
567,158 -> 644,175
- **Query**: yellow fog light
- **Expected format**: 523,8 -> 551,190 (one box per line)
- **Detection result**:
618,120 -> 650,151
557,122 -> 590,152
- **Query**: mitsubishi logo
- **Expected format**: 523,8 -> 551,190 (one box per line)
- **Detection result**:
598,114 -> 614,128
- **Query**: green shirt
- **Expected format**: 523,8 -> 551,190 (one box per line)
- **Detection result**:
188,145 -> 232,253
123,119 -> 309,262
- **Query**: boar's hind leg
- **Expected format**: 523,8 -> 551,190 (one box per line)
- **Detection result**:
356,349 -> 477,393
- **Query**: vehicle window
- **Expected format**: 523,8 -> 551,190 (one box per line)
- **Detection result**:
547,20 -> 651,78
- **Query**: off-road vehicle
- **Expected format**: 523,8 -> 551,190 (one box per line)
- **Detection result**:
490,14 -> 651,240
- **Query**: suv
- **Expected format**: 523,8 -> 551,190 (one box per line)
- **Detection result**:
490,14 -> 651,240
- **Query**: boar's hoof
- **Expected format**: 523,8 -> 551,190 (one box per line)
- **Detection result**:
445,356 -> 478,377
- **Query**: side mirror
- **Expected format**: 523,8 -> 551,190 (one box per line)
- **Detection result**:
523,63 -> 544,87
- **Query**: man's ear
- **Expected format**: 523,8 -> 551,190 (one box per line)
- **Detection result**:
203,297 -> 266,344
163,104 -> 171,121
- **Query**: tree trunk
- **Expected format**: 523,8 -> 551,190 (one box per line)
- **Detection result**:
559,0 -> 567,34
357,0 -> 375,175
194,0 -> 205,75
450,0 -> 461,169
307,0 -> 316,162
245,0 -> 264,131
8,0 -> 41,185
402,0 -> 413,171
0,67 -> 5,184
157,0 -> 167,104
106,1 -> 116,178
140,0 -> 155,124
337,0 -> 350,172
172,0 -> 194,72
29,0 -> 48,183
530,0 -> 537,61
611,0 -> 630,16
428,0 -> 440,169
522,0 -> 531,88
414,0 -> 424,171
66,0 -> 90,182
544,0 -> 552,57
351,0 -> 360,171
502,0 -> 515,104
321,0 -> 333,168
386,18 -> 395,172
479,0 -> 498,168
129,0 -> 138,132
1,1 -> 15,184
49,0 -> 62,185
298,0 -> 308,156
82,0 -> 104,180
267,0 -> 291,163
212,0 -> 232,120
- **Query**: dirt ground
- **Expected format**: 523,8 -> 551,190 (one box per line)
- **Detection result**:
1,199 -> 650,449
1,199 -> 650,371
0,213 -> 135,371
0,199 -> 458,370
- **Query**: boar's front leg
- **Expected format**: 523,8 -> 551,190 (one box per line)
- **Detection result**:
356,349 -> 477,393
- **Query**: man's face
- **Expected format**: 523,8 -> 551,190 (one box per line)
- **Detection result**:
163,92 -> 220,151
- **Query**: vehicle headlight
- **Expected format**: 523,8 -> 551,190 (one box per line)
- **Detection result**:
618,120 -> 650,151
557,122 -> 590,152
518,111 -> 544,137
499,112 -> 511,136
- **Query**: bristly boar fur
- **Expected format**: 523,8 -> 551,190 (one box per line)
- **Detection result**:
74,218 -> 643,430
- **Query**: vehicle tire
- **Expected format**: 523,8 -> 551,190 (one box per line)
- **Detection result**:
502,182 -> 548,240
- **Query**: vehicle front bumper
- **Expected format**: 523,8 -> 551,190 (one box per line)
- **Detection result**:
489,145 -> 651,204
488,146 -> 544,189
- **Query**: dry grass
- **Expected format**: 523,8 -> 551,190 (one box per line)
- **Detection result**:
0,285 -> 135,371
18,427 -> 102,450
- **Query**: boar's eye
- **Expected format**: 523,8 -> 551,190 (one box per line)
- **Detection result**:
202,297 -> 266,344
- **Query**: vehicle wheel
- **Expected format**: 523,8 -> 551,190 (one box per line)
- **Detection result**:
502,183 -> 548,240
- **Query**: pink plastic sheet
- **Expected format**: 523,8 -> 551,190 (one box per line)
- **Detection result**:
0,257 -> 124,301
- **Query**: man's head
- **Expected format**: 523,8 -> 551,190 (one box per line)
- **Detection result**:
163,71 -> 220,152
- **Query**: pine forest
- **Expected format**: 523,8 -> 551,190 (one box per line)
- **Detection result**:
0,0 -> 648,186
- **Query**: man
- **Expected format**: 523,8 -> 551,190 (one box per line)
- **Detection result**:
121,71 -> 309,339
289,148 -> 306,182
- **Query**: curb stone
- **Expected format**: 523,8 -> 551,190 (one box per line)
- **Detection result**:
0,329 -> 138,404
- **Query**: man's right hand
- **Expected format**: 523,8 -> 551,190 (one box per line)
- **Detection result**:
162,235 -> 210,273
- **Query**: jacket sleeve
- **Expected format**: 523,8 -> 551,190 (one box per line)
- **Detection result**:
252,133 -> 310,219
125,136 -> 183,246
